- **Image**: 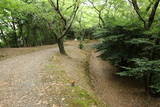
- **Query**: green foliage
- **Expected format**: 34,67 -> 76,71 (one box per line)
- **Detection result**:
0,0 -> 57,47
1,0 -> 160,96
95,11 -> 160,94
117,58 -> 160,78
68,86 -> 98,107
79,42 -> 84,49
0,40 -> 5,47
118,58 -> 160,93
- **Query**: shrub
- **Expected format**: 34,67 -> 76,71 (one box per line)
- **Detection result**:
95,23 -> 160,95
79,42 -> 84,49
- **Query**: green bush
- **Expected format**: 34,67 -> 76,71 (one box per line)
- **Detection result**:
95,23 -> 160,95
0,40 -> 6,48
79,42 -> 84,49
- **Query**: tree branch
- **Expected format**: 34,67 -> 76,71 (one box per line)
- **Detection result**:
148,0 -> 160,28
59,4 -> 79,39
88,0 -> 106,26
88,0 -> 101,13
146,0 -> 154,12
130,0 -> 147,27
48,0 -> 67,25
56,0 -> 59,10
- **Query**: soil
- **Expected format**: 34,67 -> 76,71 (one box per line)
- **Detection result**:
0,47 -> 56,107
0,45 -> 54,61
42,45 -> 104,107
0,41 -> 104,107
89,52 -> 160,107
1,41 -> 160,107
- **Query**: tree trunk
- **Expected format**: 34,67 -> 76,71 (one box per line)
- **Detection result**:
147,0 -> 160,29
144,71 -> 150,93
19,24 -> 24,46
131,0 -> 160,30
0,29 -> 7,44
99,12 -> 105,27
12,22 -> 18,47
57,38 -> 66,55
144,71 -> 155,95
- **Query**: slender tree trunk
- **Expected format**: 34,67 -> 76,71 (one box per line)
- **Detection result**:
0,29 -> 6,43
144,71 -> 151,93
147,0 -> 160,29
57,38 -> 66,55
18,24 -> 23,46
12,22 -> 18,47
99,12 -> 105,27
131,0 -> 160,30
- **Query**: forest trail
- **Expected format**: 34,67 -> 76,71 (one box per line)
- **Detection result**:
0,41 -> 104,107
1,41 -> 160,107
89,52 -> 160,107
0,47 -> 56,107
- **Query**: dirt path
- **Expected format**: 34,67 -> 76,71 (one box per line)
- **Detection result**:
89,52 -> 160,107
0,48 -> 56,107
0,42 -> 104,107
2,41 -> 159,107
0,45 -> 54,61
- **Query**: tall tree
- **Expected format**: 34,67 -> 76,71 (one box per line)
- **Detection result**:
48,0 -> 80,54
128,0 -> 160,30
88,0 -> 107,27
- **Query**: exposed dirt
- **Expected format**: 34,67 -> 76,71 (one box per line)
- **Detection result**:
0,47 -> 57,107
0,45 -> 54,61
1,41 -> 160,107
0,40 -> 93,61
89,52 -> 160,107
42,44 -> 105,107
0,41 -> 104,107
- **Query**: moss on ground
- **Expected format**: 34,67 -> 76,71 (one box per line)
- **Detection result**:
66,86 -> 104,107
43,46 -> 107,107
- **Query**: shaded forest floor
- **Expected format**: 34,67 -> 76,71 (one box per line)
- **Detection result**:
0,45 -> 54,61
89,52 -> 160,107
0,40 -> 160,107
0,41 -> 105,107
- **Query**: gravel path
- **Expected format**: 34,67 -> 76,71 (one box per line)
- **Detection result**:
0,48 -> 55,107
